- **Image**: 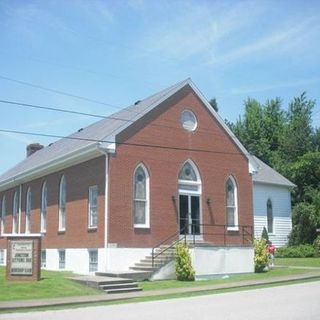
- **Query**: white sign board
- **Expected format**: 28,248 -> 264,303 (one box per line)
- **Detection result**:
10,240 -> 33,275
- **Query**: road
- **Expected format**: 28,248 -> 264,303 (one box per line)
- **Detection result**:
1,281 -> 320,320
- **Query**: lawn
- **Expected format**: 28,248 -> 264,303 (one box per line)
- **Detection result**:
276,257 -> 320,268
139,265 -> 314,291
0,267 -> 100,301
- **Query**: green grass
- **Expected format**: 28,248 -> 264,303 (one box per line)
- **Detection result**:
276,257 -> 320,268
0,267 -> 100,301
139,267 -> 311,291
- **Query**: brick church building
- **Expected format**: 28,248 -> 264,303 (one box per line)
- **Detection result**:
0,79 -> 256,278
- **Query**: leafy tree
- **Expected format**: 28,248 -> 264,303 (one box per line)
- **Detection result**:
209,98 -> 219,112
289,202 -> 319,245
287,152 -> 320,202
279,92 -> 315,162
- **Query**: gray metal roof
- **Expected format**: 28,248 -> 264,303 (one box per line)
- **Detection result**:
252,156 -> 295,187
0,78 -> 254,189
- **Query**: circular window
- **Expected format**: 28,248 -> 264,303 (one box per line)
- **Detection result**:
181,110 -> 197,131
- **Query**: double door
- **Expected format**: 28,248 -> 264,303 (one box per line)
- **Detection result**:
179,194 -> 200,236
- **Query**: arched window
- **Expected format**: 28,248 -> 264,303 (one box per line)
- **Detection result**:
0,196 -> 6,235
226,176 -> 238,230
133,164 -> 150,228
12,191 -> 19,233
25,188 -> 32,233
267,199 -> 273,233
59,175 -> 66,231
178,160 -> 201,194
41,182 -> 48,233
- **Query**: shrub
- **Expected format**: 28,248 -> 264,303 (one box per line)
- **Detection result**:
254,238 -> 269,272
313,235 -> 320,257
175,243 -> 195,281
276,244 -> 315,258
261,227 -> 269,244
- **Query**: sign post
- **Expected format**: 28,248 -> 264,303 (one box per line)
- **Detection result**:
5,234 -> 42,281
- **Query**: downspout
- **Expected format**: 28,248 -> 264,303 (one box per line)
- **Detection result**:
18,184 -> 22,233
97,142 -> 115,271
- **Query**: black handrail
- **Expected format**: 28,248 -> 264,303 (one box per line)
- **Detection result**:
151,221 -> 253,267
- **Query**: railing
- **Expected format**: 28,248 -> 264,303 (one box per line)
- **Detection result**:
151,221 -> 253,267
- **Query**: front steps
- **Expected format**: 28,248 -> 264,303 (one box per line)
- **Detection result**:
72,275 -> 142,294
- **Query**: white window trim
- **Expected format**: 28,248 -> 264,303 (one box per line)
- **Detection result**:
12,192 -> 19,234
133,163 -> 150,229
58,175 -> 66,232
58,249 -> 66,269
226,176 -> 239,231
41,182 -> 47,233
267,199 -> 274,234
25,188 -> 32,234
88,185 -> 98,229
88,249 -> 98,273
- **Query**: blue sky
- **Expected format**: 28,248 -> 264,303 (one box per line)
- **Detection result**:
0,0 -> 319,174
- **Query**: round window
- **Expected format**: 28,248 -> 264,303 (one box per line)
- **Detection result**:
181,110 -> 197,131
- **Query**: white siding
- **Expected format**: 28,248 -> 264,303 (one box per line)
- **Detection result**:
253,182 -> 292,247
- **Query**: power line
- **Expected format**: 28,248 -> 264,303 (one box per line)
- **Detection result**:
0,98 -> 236,140
0,128 -> 247,157
0,75 -> 121,110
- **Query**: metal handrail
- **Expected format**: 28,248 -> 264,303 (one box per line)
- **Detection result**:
151,221 -> 253,267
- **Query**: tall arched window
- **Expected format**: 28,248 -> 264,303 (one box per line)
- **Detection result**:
267,199 -> 273,233
12,191 -> 19,233
226,176 -> 238,230
0,196 -> 6,235
41,182 -> 48,233
133,164 -> 150,228
25,188 -> 32,233
59,175 -> 66,231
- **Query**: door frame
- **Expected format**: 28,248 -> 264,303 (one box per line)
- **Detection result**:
179,192 -> 202,240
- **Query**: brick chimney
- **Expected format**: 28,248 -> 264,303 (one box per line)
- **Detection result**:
26,143 -> 44,157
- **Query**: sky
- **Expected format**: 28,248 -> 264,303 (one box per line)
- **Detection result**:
0,0 -> 319,174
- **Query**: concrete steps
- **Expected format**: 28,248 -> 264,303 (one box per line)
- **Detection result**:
129,245 -> 175,274
71,275 -> 142,294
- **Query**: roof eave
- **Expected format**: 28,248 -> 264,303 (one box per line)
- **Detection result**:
0,143 -> 102,192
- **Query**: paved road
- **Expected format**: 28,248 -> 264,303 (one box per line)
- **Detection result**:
1,281 -> 320,320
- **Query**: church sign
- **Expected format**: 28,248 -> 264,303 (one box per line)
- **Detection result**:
4,234 -> 42,281
10,240 -> 33,275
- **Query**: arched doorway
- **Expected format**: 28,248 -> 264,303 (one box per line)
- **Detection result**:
178,160 -> 202,238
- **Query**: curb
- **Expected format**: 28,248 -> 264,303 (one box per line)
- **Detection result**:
1,272 -> 320,312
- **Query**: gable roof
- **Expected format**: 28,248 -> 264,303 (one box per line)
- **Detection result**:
0,78 -> 255,191
252,156 -> 295,188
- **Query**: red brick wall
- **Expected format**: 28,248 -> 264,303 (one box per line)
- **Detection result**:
108,85 -> 253,247
0,156 -> 105,249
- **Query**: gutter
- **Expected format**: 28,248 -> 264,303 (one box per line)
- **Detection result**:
0,143 -> 102,192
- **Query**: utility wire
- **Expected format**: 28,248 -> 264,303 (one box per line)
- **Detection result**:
0,98 -> 237,140
0,75 -> 121,110
0,128 -> 246,157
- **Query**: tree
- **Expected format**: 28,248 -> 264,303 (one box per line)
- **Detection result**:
287,152 -> 320,202
209,98 -> 219,112
280,92 -> 315,162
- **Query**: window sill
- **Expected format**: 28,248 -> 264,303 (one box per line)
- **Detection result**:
227,227 -> 239,232
88,227 -> 97,232
134,225 -> 150,229
58,230 -> 65,235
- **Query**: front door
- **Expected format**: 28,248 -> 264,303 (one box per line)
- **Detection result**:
179,195 -> 200,236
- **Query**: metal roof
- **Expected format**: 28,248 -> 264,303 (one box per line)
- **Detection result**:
0,78 -> 254,190
252,156 -> 295,188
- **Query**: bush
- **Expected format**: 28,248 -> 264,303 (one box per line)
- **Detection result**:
313,235 -> 320,257
261,227 -> 269,244
175,243 -> 195,281
254,238 -> 269,272
276,244 -> 315,258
